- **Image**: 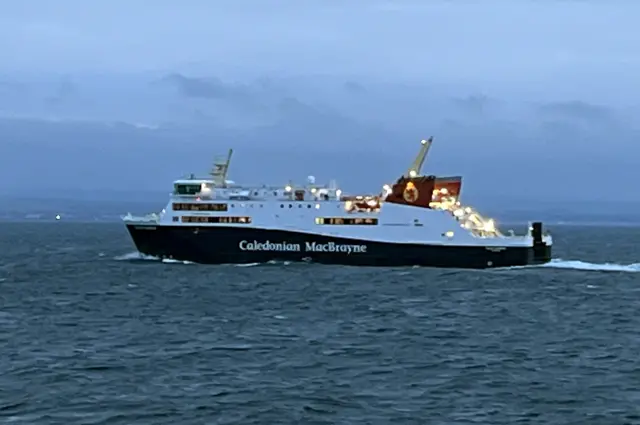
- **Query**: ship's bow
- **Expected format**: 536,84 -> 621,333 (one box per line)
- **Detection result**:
122,213 -> 167,258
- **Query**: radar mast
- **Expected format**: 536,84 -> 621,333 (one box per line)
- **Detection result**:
211,148 -> 233,187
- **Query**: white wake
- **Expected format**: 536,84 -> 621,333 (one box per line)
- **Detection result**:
114,252 -> 194,264
540,259 -> 640,273
114,252 -> 159,261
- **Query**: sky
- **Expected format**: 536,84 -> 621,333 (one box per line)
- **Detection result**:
2,1 -> 638,84
0,0 -> 639,206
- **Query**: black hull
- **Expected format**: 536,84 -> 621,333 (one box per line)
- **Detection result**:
125,224 -> 552,269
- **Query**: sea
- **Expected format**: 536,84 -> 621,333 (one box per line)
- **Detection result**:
1,221 -> 640,424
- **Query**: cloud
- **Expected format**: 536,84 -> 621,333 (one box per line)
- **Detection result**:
536,101 -> 614,124
157,74 -> 247,100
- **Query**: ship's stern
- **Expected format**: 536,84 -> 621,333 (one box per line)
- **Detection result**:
530,221 -> 553,265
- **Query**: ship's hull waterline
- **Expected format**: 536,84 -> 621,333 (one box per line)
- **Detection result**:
126,224 -> 552,269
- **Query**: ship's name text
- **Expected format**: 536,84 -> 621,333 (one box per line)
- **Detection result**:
239,240 -> 367,254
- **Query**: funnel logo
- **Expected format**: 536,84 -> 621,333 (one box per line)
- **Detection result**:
403,182 -> 419,202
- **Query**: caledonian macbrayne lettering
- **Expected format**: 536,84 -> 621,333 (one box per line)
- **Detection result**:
239,240 -> 367,254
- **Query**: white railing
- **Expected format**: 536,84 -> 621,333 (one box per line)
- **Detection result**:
121,212 -> 160,223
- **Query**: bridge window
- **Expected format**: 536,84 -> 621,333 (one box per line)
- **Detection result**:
181,216 -> 251,224
173,203 -> 228,212
315,217 -> 378,225
174,184 -> 201,195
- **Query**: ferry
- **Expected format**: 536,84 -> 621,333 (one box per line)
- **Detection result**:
123,138 -> 552,268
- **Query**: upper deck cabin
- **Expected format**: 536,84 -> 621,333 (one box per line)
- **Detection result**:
172,175 -> 344,203
170,137 -> 461,212
173,178 -> 212,196
167,139 -> 502,237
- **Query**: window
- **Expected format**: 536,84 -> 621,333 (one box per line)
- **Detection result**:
315,217 -> 378,225
181,216 -> 252,224
173,203 -> 228,212
174,184 -> 201,195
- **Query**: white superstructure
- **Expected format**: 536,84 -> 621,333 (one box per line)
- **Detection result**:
123,139 -> 552,248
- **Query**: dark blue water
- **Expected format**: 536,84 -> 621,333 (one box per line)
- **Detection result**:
2,222 -> 640,424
